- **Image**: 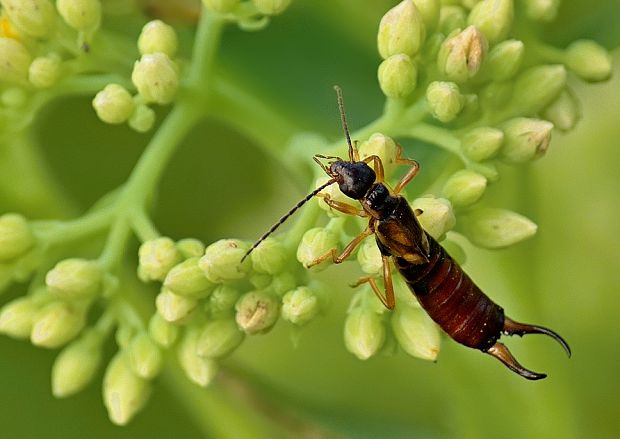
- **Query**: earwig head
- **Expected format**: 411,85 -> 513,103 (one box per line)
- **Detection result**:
329,160 -> 376,200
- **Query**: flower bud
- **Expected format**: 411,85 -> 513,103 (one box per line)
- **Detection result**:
202,0 -> 240,14
57,0 -> 101,32
164,257 -> 214,298
1,87 -> 27,107
0,0 -> 55,37
132,53 -> 179,105
199,239 -> 252,282
344,308 -> 385,360
0,297 -> 39,338
391,305 -> 440,360
511,65 -> 566,114
483,39 -> 524,81
196,319 -> 244,358
357,238 -> 382,274
0,213 -> 34,262
235,291 -> 279,334
524,0 -> 560,22
441,239 -> 466,265
103,353 -> 150,425
156,288 -> 198,323
411,196 -> 456,240
92,84 -> 135,125
296,227 -> 339,270
378,54 -> 417,99
460,208 -> 537,249
46,258 -> 102,300
252,0 -> 291,15
442,170 -> 487,207
51,330 -> 101,397
208,285 -> 240,317
543,89 -> 581,132
426,81 -> 464,122
315,176 -> 350,216
412,0 -> 440,32
137,237 -> 182,282
0,37 -> 31,83
281,286 -> 322,325
358,133 -> 398,177
565,40 -> 612,82
138,19 -> 178,57
467,0 -> 513,44
128,333 -> 162,380
28,55 -> 61,88
250,237 -> 287,275
176,238 -> 205,259
500,117 -> 553,163
271,272 -> 296,296
438,6 -> 466,35
178,328 -> 219,387
377,0 -> 426,59
437,26 -> 487,83
148,313 -> 179,347
128,103 -> 155,133
115,324 -> 134,349
479,81 -> 513,110
31,302 -> 85,348
461,127 -> 503,161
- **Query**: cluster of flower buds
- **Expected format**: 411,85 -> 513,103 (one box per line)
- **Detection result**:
201,0 -> 293,30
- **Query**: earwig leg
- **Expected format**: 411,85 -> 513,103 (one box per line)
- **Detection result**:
317,194 -> 368,217
486,342 -> 547,381
351,256 -> 396,309
306,226 -> 374,268
361,154 -> 385,182
503,316 -> 572,358
393,144 -> 420,195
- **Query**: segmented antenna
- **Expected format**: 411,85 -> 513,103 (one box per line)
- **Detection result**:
334,85 -> 355,162
241,178 -> 337,262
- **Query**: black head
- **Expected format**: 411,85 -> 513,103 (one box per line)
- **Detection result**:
329,160 -> 376,200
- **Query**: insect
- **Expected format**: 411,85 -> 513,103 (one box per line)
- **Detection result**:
243,86 -> 571,380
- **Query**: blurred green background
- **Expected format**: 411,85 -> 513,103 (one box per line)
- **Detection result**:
1,1 -> 619,437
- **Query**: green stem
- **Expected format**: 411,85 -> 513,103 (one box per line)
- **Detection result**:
130,209 -> 160,242
33,205 -> 114,245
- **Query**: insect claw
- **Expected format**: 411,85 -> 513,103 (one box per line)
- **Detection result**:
486,342 -> 547,381
503,317 -> 572,358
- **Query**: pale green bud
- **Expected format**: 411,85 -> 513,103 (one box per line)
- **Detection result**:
178,328 -> 219,387
358,133 -> 398,176
138,19 -> 178,57
235,290 -> 279,334
442,169 -> 487,207
46,258 -> 102,300
0,0 -> 55,37
250,273 -> 271,289
281,286 -> 321,325
199,239 -> 252,282
378,54 -> 417,99
128,333 -> 162,380
565,40 -> 612,82
437,26 -> 487,83
460,207 -> 537,248
411,196 -> 456,240
315,176 -> 350,216
391,306 -> 440,361
461,127 -> 503,161
252,0 -> 291,15
196,319 -> 244,358
412,0 -> 440,32
208,285 -> 240,317
483,39 -> 524,81
156,288 -> 198,323
148,313 -> 179,348
51,331 -> 101,397
0,297 -> 39,339
103,353 -> 150,425
271,272 -> 296,296
28,55 -> 61,88
344,308 -> 385,360
524,0 -> 560,22
115,324 -> 134,349
202,0 -> 240,14
0,87 -> 27,107
543,89 -> 581,132
467,0 -> 513,44
0,37 -> 31,83
31,302 -> 85,348
357,238 -> 382,274
0,213 -> 34,262
438,6 -> 466,35
377,0 -> 426,59
511,65 -> 566,114
92,84 -> 135,125
441,239 -> 466,265
176,238 -> 205,259
137,237 -> 182,282
296,227 -> 339,270
500,117 -> 553,163
426,81 -> 464,122
250,237 -> 287,275
479,81 -> 513,110
132,53 -> 179,105
164,257 -> 214,298
57,0 -> 101,32
128,103 -> 155,133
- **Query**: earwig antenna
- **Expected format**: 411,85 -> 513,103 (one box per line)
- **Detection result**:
334,85 -> 355,162
241,178 -> 337,262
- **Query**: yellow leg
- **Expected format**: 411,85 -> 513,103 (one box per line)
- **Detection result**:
306,226 -> 374,268
351,255 -> 396,310
362,154 -> 385,182
317,193 -> 367,217
393,144 -> 420,195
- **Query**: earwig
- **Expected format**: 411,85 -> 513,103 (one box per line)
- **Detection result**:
244,86 -> 570,380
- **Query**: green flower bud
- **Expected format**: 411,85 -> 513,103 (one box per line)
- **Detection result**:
235,290 -> 279,334
128,333 -> 162,380
51,331 -> 101,397
164,257 -> 214,298
0,37 -> 31,83
441,239 -> 466,265
128,103 -> 155,133
358,133 -> 398,176
250,237 -> 287,275
442,169 -> 487,207
438,6 -> 466,35
0,213 -> 34,262
437,26 -> 487,83
1,87 -> 27,107
500,117 -> 553,163
0,297 -> 39,339
138,19 -> 178,57
0,0 -> 55,37
131,53 -> 179,105
137,237 -> 182,282
31,302 -> 85,348
202,0 -> 240,14
483,39 -> 524,81
92,84 -> 135,125
196,319 -> 244,358
461,127 -> 503,161
176,238 -> 205,259
28,55 -> 61,88
357,238 -> 382,274
426,81 -> 464,122
467,0 -> 513,44
296,227 -> 339,270
543,89 -> 581,132
103,353 -> 150,425
411,196 -> 456,240
511,65 -> 566,114
344,308 -> 385,360
412,0 -> 440,32
565,40 -> 612,82
271,272 -> 296,296
391,305 -> 440,361
378,54 -> 417,99
460,207 -> 537,249
252,0 -> 291,15
115,324 -> 134,349
524,0 -> 560,22
199,239 -> 252,282
148,313 -> 179,348
57,0 -> 101,32
208,285 -> 240,317
156,288 -> 198,323
281,286 -> 322,326
45,258 -> 102,300
315,176 -> 350,217
377,0 -> 426,59
178,328 -> 219,387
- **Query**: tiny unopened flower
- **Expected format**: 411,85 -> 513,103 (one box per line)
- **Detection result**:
442,170 -> 487,207
0,0 -> 55,37
411,196 -> 456,241
250,237 -> 287,275
57,0 -> 101,32
391,305 -> 440,361
500,118 -> 553,164
1,87 -> 27,108
479,81 -> 513,110
543,89 -> 581,132
0,213 -> 34,262
52,330 -> 101,397
438,6 -> 466,35
460,207 -> 537,249
103,353 -> 150,426
199,239 -> 252,282
132,53 -> 179,105
208,285 -> 240,317
93,84 -> 136,125
138,19 -> 178,57
156,288 -> 198,323
178,328 -> 219,387
46,258 -> 102,300
565,40 -> 612,83
148,313 -> 179,348
296,227 -> 339,270
128,103 -> 156,133
378,54 -> 417,99
426,81 -> 464,123
440,239 -> 466,265
483,39 -> 524,81
115,324 -> 134,349
461,127 -> 503,162
196,319 -> 244,358
467,0 -> 513,44
358,133 -> 398,176
31,302 -> 85,348
377,0 -> 426,59
437,26 -> 487,83
0,37 -> 31,83
524,0 -> 560,22
411,0 -> 440,32
252,0 -> 291,15
202,0 -> 240,14
281,286 -> 322,325
0,297 -> 39,338
137,237 -> 182,282
235,290 -> 279,334
128,333 -> 162,380
344,308 -> 385,360
176,238 -> 205,259
164,257 -> 214,298
271,272 -> 296,296
357,238 -> 382,274
28,55 -> 61,88
315,176 -> 350,216
511,65 -> 566,114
